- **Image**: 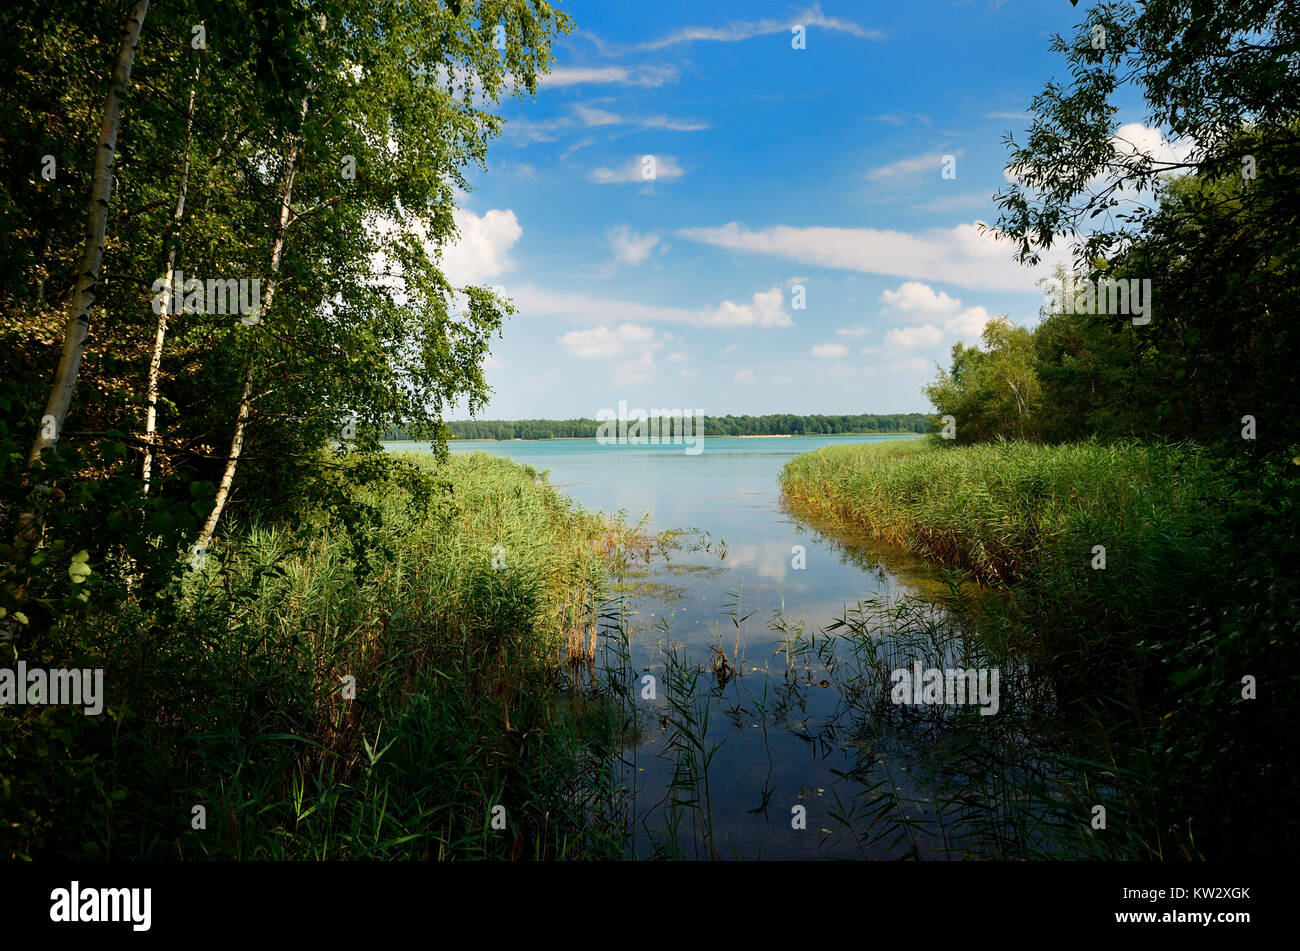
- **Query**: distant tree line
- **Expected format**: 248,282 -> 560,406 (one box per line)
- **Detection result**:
384,413 -> 929,441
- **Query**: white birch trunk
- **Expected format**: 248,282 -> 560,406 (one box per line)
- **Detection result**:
27,0 -> 150,465
142,68 -> 199,494
195,99 -> 307,549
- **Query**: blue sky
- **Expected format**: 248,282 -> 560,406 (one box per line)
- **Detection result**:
437,0 -> 1163,418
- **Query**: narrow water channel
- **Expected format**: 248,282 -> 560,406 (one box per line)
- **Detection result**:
393,434 -> 985,858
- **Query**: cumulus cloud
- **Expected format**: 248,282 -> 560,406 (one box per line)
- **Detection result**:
734,369 -> 756,384
698,286 -> 792,328
945,305 -> 991,339
884,323 -> 944,349
1005,122 -> 1197,201
677,220 -> 1069,292
812,343 -> 849,358
877,281 -> 994,348
607,225 -> 661,266
1110,122 -> 1197,167
558,322 -> 667,359
836,326 -> 872,337
436,208 -> 522,285
880,281 -> 961,315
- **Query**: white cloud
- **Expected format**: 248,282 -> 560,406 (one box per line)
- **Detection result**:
876,281 -> 995,350
502,116 -> 571,145
1111,122 -> 1196,167
607,225 -> 660,266
1004,122 -> 1197,201
540,65 -> 678,88
514,284 -> 693,323
560,137 -> 597,160
914,192 -> 995,214
874,113 -> 931,126
698,286 -> 792,328
618,3 -> 883,51
884,323 -> 944,349
890,357 -> 931,374
946,305 -> 991,340
868,150 -> 958,181
880,281 -> 961,316
436,208 -> 522,285
812,343 -> 849,358
678,220 -> 1069,292
836,326 -> 872,337
558,322 -> 666,359
613,349 -> 659,385
573,104 -> 622,127
734,369 -> 756,384
572,104 -> 709,131
591,155 -> 685,184
509,283 -> 792,331
507,106 -> 706,145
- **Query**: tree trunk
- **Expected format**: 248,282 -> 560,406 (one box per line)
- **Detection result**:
27,0 -> 150,465
195,99 -> 307,550
142,66 -> 199,494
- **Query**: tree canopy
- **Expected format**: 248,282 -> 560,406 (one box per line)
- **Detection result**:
0,0 -> 570,639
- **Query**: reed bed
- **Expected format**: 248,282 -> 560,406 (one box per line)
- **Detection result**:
2,451 -> 637,860
777,436 -> 1297,859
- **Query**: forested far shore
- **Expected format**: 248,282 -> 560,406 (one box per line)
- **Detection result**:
386,413 -> 930,441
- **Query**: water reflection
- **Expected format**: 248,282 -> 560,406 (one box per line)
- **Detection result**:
393,435 -> 994,858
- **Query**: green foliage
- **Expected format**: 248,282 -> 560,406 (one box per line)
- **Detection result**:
1,452 -> 627,859
923,317 -> 1041,443
781,438 -> 1300,858
388,413 -> 932,440
989,0 -> 1300,450
0,0 -> 571,634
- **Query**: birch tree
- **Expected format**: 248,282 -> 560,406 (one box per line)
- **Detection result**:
28,0 -> 150,466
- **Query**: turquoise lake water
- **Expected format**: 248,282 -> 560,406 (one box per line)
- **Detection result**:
387,434 -> 960,859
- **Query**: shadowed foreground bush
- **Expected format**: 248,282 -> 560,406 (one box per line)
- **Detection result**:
1,451 -> 627,859
780,438 -> 1299,859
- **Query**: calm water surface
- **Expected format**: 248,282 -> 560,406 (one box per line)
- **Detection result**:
389,434 -> 964,859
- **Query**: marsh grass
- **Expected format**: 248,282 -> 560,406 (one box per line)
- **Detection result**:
775,437 -> 1277,859
780,437 -> 1225,702
1,451 -> 648,860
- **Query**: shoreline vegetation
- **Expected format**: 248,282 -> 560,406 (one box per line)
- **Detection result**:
779,437 -> 1295,859
397,432 -> 917,443
386,413 -> 929,442
3,0 -> 1296,868
3,451 -> 652,859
